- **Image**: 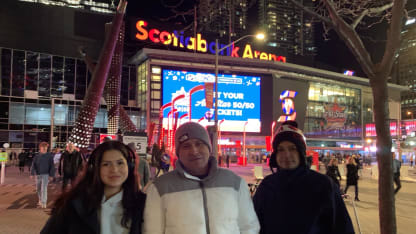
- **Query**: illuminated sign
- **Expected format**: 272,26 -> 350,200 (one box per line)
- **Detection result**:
162,69 -> 261,132
135,20 -> 286,62
277,90 -> 297,122
323,98 -> 347,130
365,122 -> 398,137
99,134 -> 117,143
343,70 -> 355,76
366,120 -> 416,137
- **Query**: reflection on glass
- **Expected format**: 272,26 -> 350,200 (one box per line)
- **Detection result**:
75,59 -> 87,100
25,103 -> 51,125
121,66 -> 129,105
9,103 -> 25,124
1,48 -> 12,95
26,51 -> 39,91
12,50 -> 25,97
304,83 -> 361,139
51,56 -> 64,97
39,54 -> 52,97
64,58 -> 75,94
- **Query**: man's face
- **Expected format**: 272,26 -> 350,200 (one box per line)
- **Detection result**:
276,141 -> 300,169
67,144 -> 75,152
178,138 -> 210,176
39,146 -> 48,154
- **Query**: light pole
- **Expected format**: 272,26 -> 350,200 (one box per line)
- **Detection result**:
212,33 -> 265,160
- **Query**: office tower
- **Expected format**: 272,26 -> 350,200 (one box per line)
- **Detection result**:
17,0 -> 116,14
397,10 -> 416,118
258,0 -> 316,56
198,0 -> 248,42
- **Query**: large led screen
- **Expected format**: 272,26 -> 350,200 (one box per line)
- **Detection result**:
162,69 -> 261,132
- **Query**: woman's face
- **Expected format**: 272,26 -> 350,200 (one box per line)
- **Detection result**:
100,149 -> 129,192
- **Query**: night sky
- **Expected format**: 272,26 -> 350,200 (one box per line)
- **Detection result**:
125,0 -> 415,79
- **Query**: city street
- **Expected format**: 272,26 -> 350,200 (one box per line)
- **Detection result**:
0,164 -> 415,234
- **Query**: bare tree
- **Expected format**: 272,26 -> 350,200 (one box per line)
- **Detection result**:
289,0 -> 408,233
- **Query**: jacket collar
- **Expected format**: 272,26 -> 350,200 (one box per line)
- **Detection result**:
71,198 -> 99,233
175,156 -> 218,181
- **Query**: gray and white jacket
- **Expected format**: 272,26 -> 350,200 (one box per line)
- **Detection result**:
143,157 -> 260,234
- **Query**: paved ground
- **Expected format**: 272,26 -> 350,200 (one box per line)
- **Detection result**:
0,164 -> 415,234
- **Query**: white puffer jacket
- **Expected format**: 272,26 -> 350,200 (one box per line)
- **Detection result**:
143,157 -> 260,234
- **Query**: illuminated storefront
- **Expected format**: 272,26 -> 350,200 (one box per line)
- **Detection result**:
129,48 -> 406,155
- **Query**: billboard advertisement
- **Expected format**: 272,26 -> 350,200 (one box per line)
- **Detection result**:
162,69 -> 261,132
273,77 -> 309,130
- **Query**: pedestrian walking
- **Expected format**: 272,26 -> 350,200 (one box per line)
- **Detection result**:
326,158 -> 342,188
30,142 -> 54,208
393,152 -> 402,194
127,142 -> 151,190
52,148 -> 62,182
253,121 -> 354,234
9,151 -> 17,166
344,156 -> 360,201
41,141 -> 146,234
18,150 -> 27,174
26,149 -> 34,173
143,122 -> 260,234
226,154 -> 230,168
59,143 -> 84,191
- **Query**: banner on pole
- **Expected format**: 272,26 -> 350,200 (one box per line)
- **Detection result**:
205,82 -> 214,109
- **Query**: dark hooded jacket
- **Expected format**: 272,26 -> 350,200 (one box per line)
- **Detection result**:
253,165 -> 354,234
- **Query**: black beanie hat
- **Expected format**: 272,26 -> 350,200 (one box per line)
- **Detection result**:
270,121 -> 307,169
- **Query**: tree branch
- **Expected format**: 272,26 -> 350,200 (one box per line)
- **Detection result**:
323,0 -> 375,77
378,0 -> 406,79
289,0 -> 334,27
352,2 -> 394,29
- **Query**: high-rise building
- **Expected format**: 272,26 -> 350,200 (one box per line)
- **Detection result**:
258,0 -> 316,57
397,10 -> 416,119
198,0 -> 248,42
17,0 -> 116,14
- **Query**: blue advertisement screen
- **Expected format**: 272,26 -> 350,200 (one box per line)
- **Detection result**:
162,69 -> 261,132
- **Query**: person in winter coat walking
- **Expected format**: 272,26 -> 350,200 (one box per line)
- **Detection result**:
30,142 -> 55,208
344,156 -> 360,201
41,141 -> 146,234
18,150 -> 27,174
253,121 -> 354,234
59,143 -> 84,191
326,158 -> 342,188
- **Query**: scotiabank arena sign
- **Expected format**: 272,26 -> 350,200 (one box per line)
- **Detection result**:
135,20 -> 286,62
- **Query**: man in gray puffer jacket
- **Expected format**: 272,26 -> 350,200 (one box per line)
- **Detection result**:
143,122 -> 259,234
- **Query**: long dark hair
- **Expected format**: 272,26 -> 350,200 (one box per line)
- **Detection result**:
51,141 -> 140,227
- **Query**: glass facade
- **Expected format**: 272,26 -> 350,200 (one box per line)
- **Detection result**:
0,47 -> 140,150
304,82 -> 362,140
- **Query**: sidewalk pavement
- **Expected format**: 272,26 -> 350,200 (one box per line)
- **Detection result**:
1,164 -> 415,234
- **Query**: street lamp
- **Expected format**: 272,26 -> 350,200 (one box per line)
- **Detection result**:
212,33 -> 265,160
407,111 -> 413,120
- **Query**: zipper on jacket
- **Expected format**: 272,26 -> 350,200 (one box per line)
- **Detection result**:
199,181 -> 211,234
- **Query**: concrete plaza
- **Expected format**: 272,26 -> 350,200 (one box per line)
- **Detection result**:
0,164 -> 415,234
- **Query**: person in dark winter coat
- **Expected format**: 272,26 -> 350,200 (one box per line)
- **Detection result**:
41,141 -> 146,234
59,143 -> 84,191
26,149 -> 35,172
326,158 -> 342,188
253,121 -> 354,234
392,152 -> 402,194
30,142 -> 55,208
18,150 -> 27,174
344,156 -> 360,201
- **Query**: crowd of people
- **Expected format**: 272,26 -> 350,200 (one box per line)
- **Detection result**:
3,120 -> 406,233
